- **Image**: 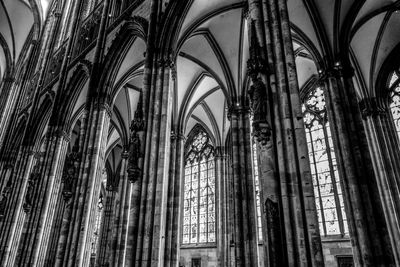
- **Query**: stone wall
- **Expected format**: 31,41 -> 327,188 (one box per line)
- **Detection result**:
179,247 -> 218,267
321,238 -> 353,266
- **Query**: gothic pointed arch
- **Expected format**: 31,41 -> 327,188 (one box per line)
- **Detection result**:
99,16 -> 148,98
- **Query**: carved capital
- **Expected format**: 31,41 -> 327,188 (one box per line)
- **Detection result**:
359,97 -> 388,119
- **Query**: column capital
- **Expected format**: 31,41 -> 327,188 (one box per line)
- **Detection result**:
121,151 -> 129,159
227,104 -> 251,121
319,62 -> 355,81
171,131 -> 186,142
359,97 -> 388,119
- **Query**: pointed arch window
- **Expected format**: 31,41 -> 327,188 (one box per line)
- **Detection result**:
302,87 -> 348,236
388,70 -> 400,140
182,129 -> 216,244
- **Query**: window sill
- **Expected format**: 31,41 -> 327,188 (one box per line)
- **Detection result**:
180,243 -> 217,249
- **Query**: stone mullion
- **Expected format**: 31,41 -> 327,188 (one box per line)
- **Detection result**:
363,110 -> 400,265
0,148 -> 36,266
76,107 -> 110,267
230,112 -> 245,266
324,74 -> 395,266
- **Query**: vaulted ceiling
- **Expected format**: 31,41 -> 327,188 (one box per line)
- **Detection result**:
0,0 -> 51,82
176,0 -> 400,145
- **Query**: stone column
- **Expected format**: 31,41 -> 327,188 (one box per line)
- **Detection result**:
134,56 -> 173,266
0,78 -> 16,146
360,97 -> 400,265
248,0 -> 324,266
215,147 -> 228,266
68,102 -> 111,267
228,106 -> 259,267
112,152 -> 129,266
96,174 -> 118,267
0,148 -> 39,266
163,131 -> 186,267
320,68 -> 397,266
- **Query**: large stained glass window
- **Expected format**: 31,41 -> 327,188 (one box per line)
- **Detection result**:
302,87 -> 348,236
182,130 -> 216,244
389,70 -> 400,140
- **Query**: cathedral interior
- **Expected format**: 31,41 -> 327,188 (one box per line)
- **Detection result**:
1,0 -> 400,266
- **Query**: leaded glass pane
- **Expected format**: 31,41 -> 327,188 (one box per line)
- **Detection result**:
389,72 -> 399,88
303,87 -> 348,236
390,88 -> 400,140
182,129 -> 216,244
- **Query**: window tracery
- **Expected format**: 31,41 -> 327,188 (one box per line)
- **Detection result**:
389,71 -> 400,140
182,130 -> 216,244
302,87 -> 348,236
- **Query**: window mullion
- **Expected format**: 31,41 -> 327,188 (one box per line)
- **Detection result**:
322,122 -> 345,235
308,126 -> 327,236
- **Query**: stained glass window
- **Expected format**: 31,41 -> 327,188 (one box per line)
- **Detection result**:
182,130 -> 216,244
91,195 -> 103,255
389,71 -> 400,140
252,142 -> 263,241
302,87 -> 348,236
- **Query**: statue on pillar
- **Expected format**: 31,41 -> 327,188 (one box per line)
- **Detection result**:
62,151 -> 80,201
23,164 -> 41,213
127,91 -> 144,183
247,20 -> 271,146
